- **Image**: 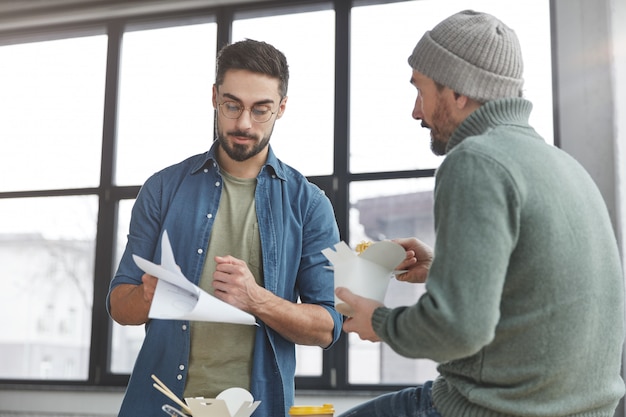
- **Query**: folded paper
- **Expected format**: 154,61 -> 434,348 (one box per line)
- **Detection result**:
322,241 -> 405,316
133,231 -> 256,325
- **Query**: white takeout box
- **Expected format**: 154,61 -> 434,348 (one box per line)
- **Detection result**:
185,388 -> 261,417
322,241 -> 405,316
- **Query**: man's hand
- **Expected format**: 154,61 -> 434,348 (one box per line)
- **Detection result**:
335,287 -> 382,342
212,255 -> 270,313
141,273 -> 158,303
213,255 -> 335,348
393,237 -> 433,284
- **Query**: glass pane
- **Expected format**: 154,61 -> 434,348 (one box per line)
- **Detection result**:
348,178 -> 438,384
115,22 -> 217,186
0,196 -> 97,380
350,0 -> 552,173
296,345 -> 322,376
110,320 -> 145,374
233,9 -> 335,176
234,10 -> 336,374
0,35 -> 106,192
109,199 -> 144,374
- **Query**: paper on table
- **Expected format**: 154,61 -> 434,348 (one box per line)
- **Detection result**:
133,231 -> 257,325
322,241 -> 406,317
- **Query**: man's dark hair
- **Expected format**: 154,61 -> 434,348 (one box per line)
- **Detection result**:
215,39 -> 289,99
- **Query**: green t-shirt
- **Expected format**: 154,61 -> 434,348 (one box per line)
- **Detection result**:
184,170 -> 263,398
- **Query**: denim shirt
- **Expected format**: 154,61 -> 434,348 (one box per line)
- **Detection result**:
106,142 -> 342,417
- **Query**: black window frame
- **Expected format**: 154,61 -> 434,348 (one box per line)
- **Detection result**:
0,0 -> 557,394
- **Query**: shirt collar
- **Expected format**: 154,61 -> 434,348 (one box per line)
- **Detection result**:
190,140 -> 287,181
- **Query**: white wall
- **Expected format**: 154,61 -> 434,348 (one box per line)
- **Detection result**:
610,0 -> 626,256
553,1 -> 626,416
553,0 -> 618,225
612,0 -> 626,414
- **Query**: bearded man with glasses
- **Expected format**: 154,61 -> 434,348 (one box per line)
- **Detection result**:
107,39 -> 342,417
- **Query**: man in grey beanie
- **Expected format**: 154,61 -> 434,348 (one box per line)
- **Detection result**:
336,10 -> 625,417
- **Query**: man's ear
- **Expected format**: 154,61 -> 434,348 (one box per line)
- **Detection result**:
276,96 -> 288,119
454,93 -> 469,109
212,84 -> 218,109
455,93 -> 481,113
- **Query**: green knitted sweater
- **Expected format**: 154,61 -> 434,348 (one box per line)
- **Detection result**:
372,98 -> 625,417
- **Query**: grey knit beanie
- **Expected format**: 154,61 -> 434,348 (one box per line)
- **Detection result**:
408,10 -> 524,102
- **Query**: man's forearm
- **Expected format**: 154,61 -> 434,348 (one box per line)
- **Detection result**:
251,293 -> 335,348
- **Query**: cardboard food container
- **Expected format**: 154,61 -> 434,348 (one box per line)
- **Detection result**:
185,388 -> 260,417
322,241 -> 405,317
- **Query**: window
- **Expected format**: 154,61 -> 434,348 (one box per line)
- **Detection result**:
349,178 -> 438,384
0,196 -> 98,380
232,5 -> 336,177
346,0 -> 552,386
0,0 -> 552,391
0,32 -> 106,381
110,19 -> 217,374
0,34 -> 106,192
232,4 -> 337,378
115,20 -> 216,186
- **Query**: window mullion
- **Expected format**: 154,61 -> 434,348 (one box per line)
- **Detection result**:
90,20 -> 123,385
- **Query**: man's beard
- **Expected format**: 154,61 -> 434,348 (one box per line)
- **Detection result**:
427,96 -> 458,156
216,125 -> 273,162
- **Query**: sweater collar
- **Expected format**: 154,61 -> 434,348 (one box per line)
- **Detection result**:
446,97 -> 533,154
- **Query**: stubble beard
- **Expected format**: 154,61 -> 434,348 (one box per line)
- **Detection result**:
428,96 -> 457,157
216,123 -> 273,162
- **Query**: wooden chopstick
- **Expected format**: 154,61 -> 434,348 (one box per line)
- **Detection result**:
151,374 -> 175,396
152,383 -> 193,415
151,374 -> 180,403
151,374 -> 193,415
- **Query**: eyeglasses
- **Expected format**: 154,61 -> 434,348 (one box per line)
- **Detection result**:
218,101 -> 277,123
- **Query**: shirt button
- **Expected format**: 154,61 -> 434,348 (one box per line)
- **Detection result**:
207,213 -> 213,219
203,168 -> 208,173
177,375 -> 183,381
215,181 -> 220,187
197,248 -> 203,254
182,324 -> 187,331
179,365 -> 185,371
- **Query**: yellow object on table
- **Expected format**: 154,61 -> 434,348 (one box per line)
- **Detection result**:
289,404 -> 335,416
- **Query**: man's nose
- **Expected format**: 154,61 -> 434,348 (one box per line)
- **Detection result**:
236,108 -> 254,129
412,96 -> 423,120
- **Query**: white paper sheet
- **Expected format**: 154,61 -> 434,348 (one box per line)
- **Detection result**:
133,231 -> 257,325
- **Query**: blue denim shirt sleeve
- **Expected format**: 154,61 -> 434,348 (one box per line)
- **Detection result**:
106,142 -> 342,417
